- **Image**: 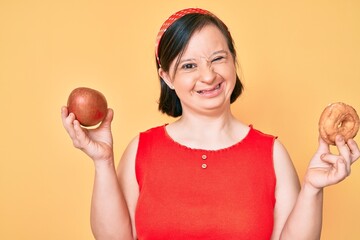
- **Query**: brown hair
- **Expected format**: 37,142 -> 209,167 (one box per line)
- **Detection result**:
156,12 -> 243,117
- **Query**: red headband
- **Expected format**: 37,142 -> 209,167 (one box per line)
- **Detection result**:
155,8 -> 212,66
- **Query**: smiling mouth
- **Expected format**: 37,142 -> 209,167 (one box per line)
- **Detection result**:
196,83 -> 221,94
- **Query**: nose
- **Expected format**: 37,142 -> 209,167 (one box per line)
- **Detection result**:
199,62 -> 216,84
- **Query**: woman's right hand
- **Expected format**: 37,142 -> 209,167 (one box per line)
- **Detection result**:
61,106 -> 115,164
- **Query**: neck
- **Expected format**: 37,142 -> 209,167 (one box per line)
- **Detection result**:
182,105 -> 234,127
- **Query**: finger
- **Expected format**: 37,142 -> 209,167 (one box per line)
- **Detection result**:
99,108 -> 114,128
321,153 -> 344,165
335,135 -> 351,161
335,135 -> 351,172
333,158 -> 350,183
61,106 -> 68,117
61,106 -> 91,151
72,120 -> 89,149
347,138 -> 360,163
317,135 -> 330,153
61,106 -> 69,126
105,108 -> 114,122
62,110 -> 79,141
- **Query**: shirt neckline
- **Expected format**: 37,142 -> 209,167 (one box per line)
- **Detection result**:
162,124 -> 253,153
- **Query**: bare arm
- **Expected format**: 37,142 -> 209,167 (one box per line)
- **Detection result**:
117,136 -> 140,239
270,139 -> 301,240
90,160 -> 133,240
279,182 -> 323,240
61,107 -> 133,240
276,135 -> 360,240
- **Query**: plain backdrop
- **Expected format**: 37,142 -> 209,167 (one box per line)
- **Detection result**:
1,0 -> 359,239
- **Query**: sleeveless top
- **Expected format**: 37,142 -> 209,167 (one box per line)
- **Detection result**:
135,125 -> 276,240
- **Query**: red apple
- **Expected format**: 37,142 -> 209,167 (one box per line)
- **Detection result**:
67,87 -> 108,127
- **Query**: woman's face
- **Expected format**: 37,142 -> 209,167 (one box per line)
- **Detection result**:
159,24 -> 237,116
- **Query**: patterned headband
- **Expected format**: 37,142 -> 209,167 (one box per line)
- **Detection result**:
155,8 -> 212,66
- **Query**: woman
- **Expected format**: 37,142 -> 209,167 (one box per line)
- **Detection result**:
61,8 -> 360,240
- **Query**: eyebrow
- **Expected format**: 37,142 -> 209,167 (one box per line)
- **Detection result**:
179,50 -> 229,64
212,50 -> 228,56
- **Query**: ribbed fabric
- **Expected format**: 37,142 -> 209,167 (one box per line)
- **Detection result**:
135,125 -> 276,239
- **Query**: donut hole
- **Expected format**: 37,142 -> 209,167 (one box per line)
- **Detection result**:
342,116 -> 355,130
319,102 -> 359,145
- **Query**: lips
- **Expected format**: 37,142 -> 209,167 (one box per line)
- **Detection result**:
196,83 -> 221,94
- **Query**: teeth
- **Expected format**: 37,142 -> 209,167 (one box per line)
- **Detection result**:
197,83 -> 221,94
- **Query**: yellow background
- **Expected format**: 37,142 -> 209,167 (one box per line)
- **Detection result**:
1,0 -> 359,239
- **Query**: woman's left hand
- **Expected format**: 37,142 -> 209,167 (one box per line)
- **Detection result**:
305,135 -> 360,190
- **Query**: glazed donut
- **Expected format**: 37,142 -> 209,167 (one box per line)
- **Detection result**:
318,102 -> 360,145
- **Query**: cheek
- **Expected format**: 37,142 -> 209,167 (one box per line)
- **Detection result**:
227,64 -> 237,81
173,74 -> 197,90
222,68 -> 237,94
216,65 -> 236,82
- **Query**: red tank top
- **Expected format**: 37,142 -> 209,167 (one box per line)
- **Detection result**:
135,125 -> 276,239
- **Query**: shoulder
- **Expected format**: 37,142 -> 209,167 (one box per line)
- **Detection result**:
140,124 -> 167,135
272,139 -> 297,174
248,125 -> 275,137
135,124 -> 167,149
247,125 -> 277,145
273,139 -> 289,160
246,127 -> 299,189
117,134 -> 140,176
118,124 -> 167,169
272,138 -> 299,183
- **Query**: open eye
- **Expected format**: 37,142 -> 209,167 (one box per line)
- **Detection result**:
181,63 -> 197,70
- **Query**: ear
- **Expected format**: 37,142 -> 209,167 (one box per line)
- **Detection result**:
158,68 -> 175,90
